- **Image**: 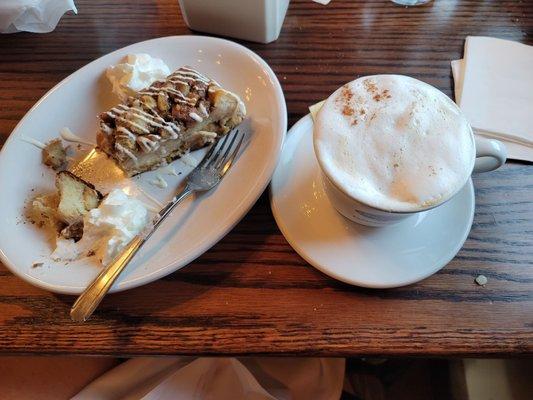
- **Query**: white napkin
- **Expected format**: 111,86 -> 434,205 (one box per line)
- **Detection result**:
72,357 -> 345,400
1,0 -> 77,33
452,36 -> 533,162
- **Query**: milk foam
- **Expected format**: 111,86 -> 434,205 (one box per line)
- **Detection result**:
314,75 -> 475,212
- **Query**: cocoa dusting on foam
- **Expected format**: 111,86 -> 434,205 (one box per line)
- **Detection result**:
337,84 -> 361,125
364,78 -> 392,102
338,79 -> 390,125
342,105 -> 354,117
341,84 -> 353,101
363,79 -> 378,93
373,90 -> 392,102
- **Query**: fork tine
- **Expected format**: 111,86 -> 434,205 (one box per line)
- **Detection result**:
196,141 -> 218,169
197,132 -> 230,169
205,130 -> 235,168
220,131 -> 244,175
215,130 -> 240,169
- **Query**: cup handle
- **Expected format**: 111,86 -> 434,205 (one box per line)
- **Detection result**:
473,136 -> 507,173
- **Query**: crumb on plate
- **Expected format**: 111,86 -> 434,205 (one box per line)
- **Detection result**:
42,138 -> 67,171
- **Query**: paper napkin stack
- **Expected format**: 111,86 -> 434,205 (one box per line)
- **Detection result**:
452,36 -> 533,162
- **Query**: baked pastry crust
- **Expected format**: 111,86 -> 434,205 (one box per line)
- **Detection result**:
97,66 -> 246,176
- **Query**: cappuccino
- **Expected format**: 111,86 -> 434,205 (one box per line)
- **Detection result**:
314,75 -> 475,212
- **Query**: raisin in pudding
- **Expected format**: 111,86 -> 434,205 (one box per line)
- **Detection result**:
97,66 -> 246,176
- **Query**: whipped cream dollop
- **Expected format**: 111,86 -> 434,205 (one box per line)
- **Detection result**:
106,54 -> 170,100
52,189 -> 150,265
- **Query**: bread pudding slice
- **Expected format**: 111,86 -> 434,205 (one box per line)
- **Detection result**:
56,171 -> 102,225
97,66 -> 246,176
29,171 -> 102,241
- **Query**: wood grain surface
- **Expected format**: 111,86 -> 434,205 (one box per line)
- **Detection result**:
0,0 -> 532,357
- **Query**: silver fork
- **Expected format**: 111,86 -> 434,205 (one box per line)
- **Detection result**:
70,129 -> 245,322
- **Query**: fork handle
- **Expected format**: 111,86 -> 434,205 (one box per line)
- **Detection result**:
70,186 -> 194,322
70,235 -> 145,322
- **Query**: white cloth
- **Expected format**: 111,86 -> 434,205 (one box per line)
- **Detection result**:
0,0 -> 77,33
452,36 -> 533,162
72,357 -> 345,400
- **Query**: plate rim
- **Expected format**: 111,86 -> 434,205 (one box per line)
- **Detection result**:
270,114 -> 475,288
0,35 -> 287,294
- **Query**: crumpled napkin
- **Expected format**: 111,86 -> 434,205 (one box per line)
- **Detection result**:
1,0 -> 77,33
72,357 -> 345,400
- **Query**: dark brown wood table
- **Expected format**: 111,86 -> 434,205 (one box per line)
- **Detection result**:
0,0 -> 531,357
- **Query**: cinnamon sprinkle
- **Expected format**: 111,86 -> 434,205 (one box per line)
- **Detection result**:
373,89 -> 392,102
363,79 -> 378,93
342,105 -> 355,116
341,84 -> 353,102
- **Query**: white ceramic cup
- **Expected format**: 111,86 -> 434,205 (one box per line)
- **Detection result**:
315,114 -> 507,227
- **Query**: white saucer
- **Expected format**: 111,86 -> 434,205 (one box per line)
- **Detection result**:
270,114 -> 475,288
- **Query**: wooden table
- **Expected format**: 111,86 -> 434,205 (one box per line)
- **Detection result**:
0,0 -> 531,357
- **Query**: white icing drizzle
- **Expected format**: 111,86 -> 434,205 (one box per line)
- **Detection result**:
197,130 -> 218,139
137,136 -> 159,152
113,101 -> 181,143
141,86 -> 196,107
116,126 -> 136,141
165,87 -> 193,101
100,122 -> 114,135
168,75 -> 207,86
110,107 -> 125,115
189,112 -> 203,122
159,165 -> 179,176
127,110 -> 164,129
198,103 -> 208,117
167,77 -> 192,85
165,125 -> 178,136
179,153 -> 197,167
116,116 -> 151,134
174,67 -> 211,83
160,128 -> 178,140
115,142 -> 138,163
118,104 -> 157,121
60,127 -> 95,146
104,66 -> 218,156
20,136 -> 46,149
149,174 -> 168,189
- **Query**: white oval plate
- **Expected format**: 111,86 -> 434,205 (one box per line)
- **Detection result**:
0,36 -> 286,294
270,115 -> 474,288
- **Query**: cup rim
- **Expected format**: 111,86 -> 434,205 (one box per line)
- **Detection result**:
312,75 -> 476,215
